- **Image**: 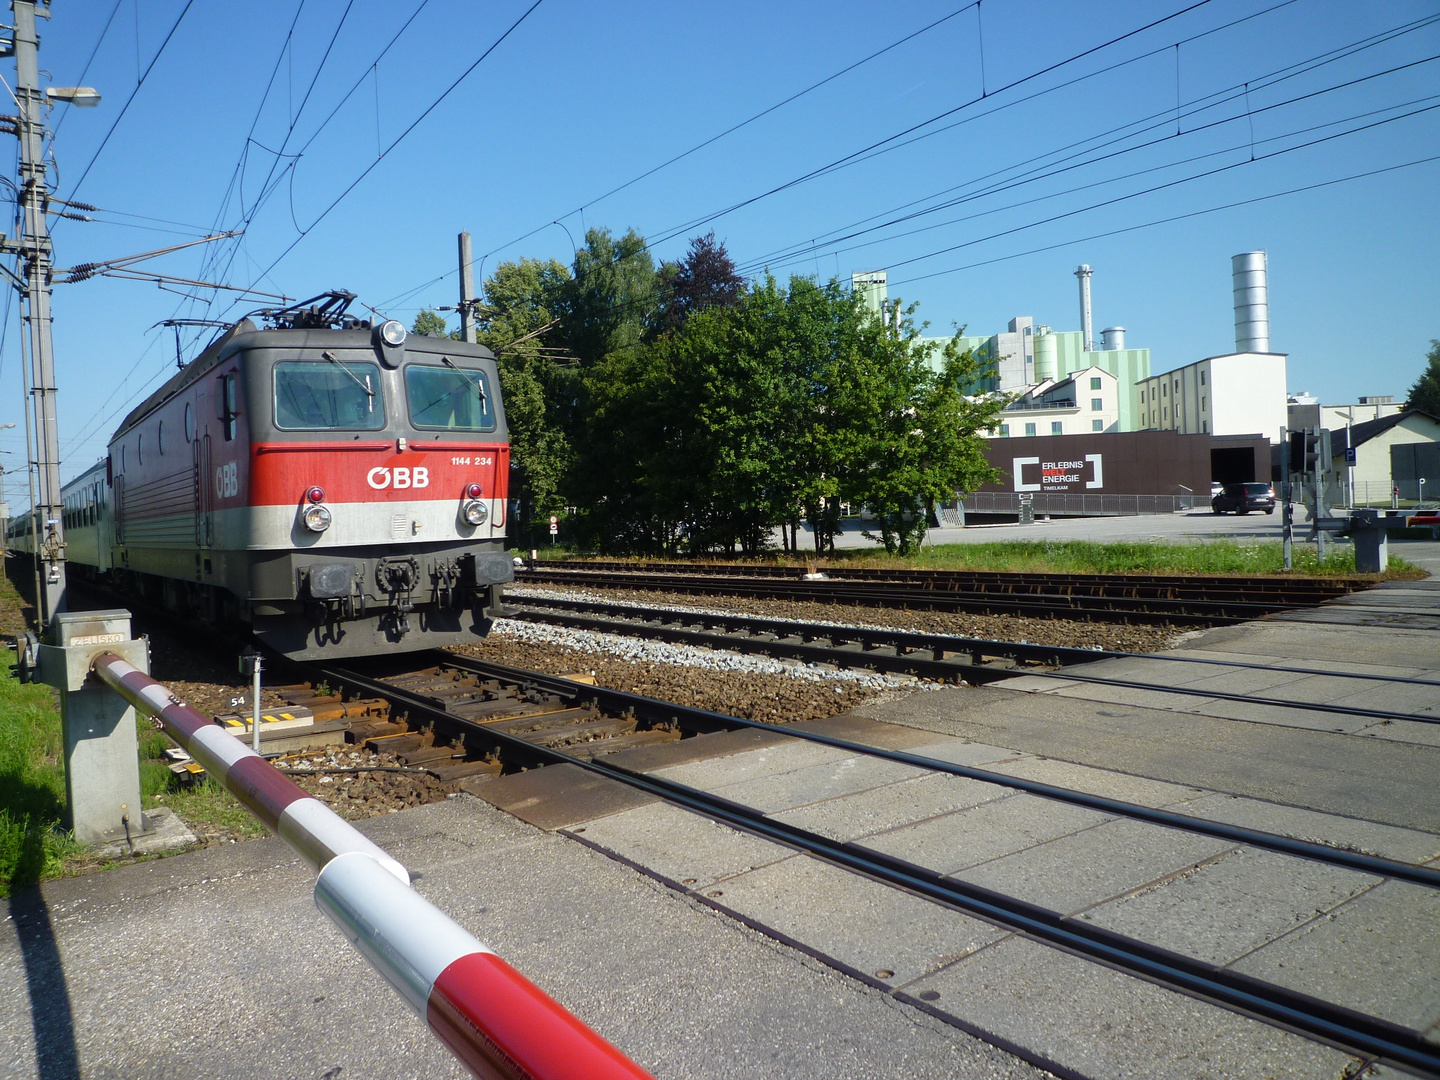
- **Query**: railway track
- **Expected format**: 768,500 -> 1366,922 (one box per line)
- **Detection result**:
515,565 -> 1359,626
529,558 -> 1367,599
287,651 -> 1440,1074
499,593 -> 1440,727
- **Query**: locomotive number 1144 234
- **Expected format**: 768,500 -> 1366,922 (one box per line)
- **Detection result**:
450,456 -> 494,466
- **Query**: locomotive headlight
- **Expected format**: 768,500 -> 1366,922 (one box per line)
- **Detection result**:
378,320 -> 407,347
462,499 -> 487,526
303,503 -> 332,533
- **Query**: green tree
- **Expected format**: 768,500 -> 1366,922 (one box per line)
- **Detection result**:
551,227 -> 658,367
843,307 -> 1004,555
411,309 -> 449,337
476,258 -> 574,545
1407,339 -> 1440,415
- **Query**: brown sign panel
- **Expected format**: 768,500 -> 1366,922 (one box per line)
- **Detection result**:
977,430 -> 1269,496
1011,455 -> 1101,493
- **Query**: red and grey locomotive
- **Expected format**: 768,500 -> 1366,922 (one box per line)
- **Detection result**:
32,292 -> 513,659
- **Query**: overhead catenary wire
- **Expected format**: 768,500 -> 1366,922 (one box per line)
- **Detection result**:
59,0 -> 543,457
639,0 -> 1223,251
888,151 -> 1440,288
733,12 -> 1440,273
237,0 -> 546,300
81,1 -> 435,442
385,0 -> 1229,312
477,1 -> 984,266
736,52 -> 1440,277
55,0 -> 197,217
844,97 -> 1440,280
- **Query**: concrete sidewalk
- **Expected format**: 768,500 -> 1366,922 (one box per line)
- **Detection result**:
1,796 -> 1048,1080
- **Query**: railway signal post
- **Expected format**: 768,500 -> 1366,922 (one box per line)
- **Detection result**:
1,1 -> 101,631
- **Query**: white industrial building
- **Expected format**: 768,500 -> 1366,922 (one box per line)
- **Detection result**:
859,251 -> 1291,447
993,366 -> 1120,437
1136,253 -> 1288,444
1138,352 -> 1288,442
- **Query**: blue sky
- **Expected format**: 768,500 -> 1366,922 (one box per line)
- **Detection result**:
3,0 -> 1437,489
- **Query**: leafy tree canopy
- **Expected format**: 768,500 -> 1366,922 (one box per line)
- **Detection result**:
411,309 -> 449,337
654,231 -> 744,337
1407,339 -> 1440,415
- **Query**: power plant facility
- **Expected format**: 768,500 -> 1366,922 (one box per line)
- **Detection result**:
856,252 -> 1294,507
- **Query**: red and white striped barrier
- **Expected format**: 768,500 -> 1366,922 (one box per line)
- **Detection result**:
91,652 -> 653,1080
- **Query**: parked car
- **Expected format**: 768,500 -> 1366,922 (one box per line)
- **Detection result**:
1212,482 -> 1276,514
1210,481 -> 1223,499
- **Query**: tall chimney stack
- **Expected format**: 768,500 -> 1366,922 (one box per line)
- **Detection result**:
1074,264 -> 1094,352
1231,251 -> 1270,353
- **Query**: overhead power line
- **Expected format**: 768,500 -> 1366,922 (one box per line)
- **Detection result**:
56,0 -> 197,212
479,1 -> 983,264
736,49 -> 1440,276
734,10 -> 1440,274
641,0 -> 1222,249
241,0 -> 546,294
385,0 -> 1228,311
889,152 -> 1440,288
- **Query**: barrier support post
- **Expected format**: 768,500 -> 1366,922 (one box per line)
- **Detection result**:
34,609 -> 152,846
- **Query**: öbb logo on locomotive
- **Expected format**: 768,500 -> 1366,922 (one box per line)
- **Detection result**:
22,293 -> 515,661
214,461 -> 239,498
366,466 -> 429,490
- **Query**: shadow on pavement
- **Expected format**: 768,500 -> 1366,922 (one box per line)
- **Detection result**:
8,885 -> 80,1080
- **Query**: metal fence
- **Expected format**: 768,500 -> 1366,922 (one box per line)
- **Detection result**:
958,491 -> 1197,517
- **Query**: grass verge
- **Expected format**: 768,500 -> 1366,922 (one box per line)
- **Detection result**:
831,539 -> 1423,577
0,662 -> 80,897
547,539 -> 1423,578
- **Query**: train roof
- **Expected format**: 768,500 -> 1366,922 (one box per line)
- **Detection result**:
114,320 -> 497,440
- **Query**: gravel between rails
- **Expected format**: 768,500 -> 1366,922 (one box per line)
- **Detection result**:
504,584 -> 1187,654
125,582 -> 1185,850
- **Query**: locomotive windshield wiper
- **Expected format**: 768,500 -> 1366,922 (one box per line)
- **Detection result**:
322,350 -> 375,412
441,356 -> 486,405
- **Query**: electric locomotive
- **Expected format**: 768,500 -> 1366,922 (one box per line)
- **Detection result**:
44,291 -> 513,659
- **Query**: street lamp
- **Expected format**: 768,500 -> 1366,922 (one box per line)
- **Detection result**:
45,87 -> 100,107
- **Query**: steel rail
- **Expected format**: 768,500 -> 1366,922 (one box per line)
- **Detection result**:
334,654 -> 1440,890
506,592 -> 1120,665
91,651 -> 654,1080
500,603 -> 1440,728
317,655 -> 1440,1075
506,592 -> 1440,689
518,570 -> 1295,625
520,565 -> 1332,604
528,558 -> 1361,596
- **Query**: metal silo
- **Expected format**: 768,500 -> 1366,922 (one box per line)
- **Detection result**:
1232,251 -> 1270,353
1034,327 -> 1057,382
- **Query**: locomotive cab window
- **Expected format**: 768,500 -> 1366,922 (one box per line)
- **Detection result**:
273,360 -> 386,430
404,363 -> 495,431
218,371 -> 240,440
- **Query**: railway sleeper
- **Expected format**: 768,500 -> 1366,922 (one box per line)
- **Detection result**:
525,717 -> 640,749
485,707 -> 600,736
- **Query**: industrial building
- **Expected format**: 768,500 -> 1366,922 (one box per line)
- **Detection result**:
1331,410 -> 1440,504
867,252 -> 1288,446
994,366 -> 1121,437
854,252 -> 1295,507
1135,253 -> 1288,444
